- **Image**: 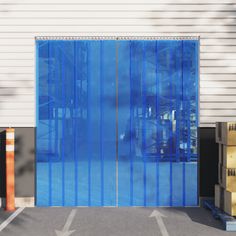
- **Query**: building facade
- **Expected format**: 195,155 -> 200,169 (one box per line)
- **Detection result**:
0,0 -> 235,206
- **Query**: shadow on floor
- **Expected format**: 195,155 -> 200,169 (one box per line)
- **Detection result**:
163,207 -> 224,230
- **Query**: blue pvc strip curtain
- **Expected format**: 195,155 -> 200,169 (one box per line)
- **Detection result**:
118,40 -> 198,206
36,39 -> 198,207
36,40 -> 116,206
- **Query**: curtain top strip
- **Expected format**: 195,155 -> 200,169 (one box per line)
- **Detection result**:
35,36 -> 199,41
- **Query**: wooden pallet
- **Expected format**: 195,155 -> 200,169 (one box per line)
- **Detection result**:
203,199 -> 236,231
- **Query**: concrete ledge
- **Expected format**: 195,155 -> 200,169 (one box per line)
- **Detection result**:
0,197 -> 35,207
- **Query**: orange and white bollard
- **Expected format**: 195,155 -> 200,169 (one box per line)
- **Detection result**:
5,128 -> 15,211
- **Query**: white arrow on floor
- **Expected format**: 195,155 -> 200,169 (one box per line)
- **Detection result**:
55,209 -> 77,236
149,210 -> 169,236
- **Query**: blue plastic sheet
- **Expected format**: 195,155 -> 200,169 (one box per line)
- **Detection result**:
36,39 -> 199,206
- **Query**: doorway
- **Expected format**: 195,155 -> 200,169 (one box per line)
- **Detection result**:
36,37 -> 199,206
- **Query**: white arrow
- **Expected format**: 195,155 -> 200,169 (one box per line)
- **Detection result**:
55,209 -> 77,236
149,210 -> 169,236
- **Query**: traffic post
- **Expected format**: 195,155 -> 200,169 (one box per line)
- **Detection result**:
5,128 -> 15,211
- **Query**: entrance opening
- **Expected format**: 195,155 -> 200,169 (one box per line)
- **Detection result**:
36,37 -> 199,207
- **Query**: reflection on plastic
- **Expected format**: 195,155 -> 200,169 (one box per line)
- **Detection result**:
36,40 -> 198,207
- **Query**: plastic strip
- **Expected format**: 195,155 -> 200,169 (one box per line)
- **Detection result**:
155,41 -> 160,206
61,43 -> 65,206
48,42 -> 52,206
100,41 -> 104,206
74,41 -> 78,206
129,41 -> 134,206
142,41 -> 147,206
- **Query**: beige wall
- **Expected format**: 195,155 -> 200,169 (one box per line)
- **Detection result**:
0,0 -> 236,127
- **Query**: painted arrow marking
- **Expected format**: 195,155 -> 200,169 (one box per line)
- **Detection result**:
55,209 -> 77,236
149,210 -> 169,236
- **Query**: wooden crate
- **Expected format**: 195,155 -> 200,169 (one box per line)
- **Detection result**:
216,122 -> 236,146
221,167 -> 236,192
219,144 -> 236,168
224,190 -> 236,216
215,185 -> 236,217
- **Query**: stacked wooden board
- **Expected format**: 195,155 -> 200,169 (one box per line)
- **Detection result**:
215,122 -> 236,216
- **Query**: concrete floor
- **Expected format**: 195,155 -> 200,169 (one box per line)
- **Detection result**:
0,207 -> 235,236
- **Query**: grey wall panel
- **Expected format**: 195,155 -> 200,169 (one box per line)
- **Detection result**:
200,128 -> 218,197
0,128 -> 35,198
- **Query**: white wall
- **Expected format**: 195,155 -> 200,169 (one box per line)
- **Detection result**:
0,0 -> 236,127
